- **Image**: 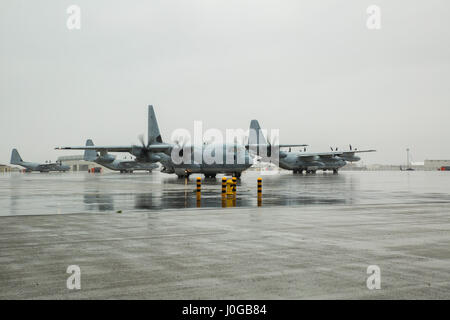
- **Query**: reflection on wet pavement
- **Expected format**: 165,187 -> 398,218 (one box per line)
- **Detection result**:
1,171 -> 450,215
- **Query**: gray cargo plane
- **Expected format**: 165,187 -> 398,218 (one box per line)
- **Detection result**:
248,120 -> 375,174
58,105 -> 301,178
10,149 -> 70,172
83,139 -> 158,173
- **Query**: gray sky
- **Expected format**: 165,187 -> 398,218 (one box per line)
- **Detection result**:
1,0 -> 449,165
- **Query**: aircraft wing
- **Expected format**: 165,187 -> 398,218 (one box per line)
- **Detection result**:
55,144 -> 173,153
297,150 -> 376,159
56,145 -> 133,152
246,143 -> 308,150
341,149 -> 376,155
278,144 -> 308,148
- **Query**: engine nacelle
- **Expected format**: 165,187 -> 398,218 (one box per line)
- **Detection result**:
131,146 -> 144,158
131,146 -> 161,163
343,155 -> 360,162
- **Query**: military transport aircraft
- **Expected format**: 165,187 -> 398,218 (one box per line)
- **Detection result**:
10,149 -> 70,172
57,105 -> 306,178
248,120 -> 376,174
83,139 -> 158,173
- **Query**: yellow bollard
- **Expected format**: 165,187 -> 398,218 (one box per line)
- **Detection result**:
226,197 -> 236,207
232,177 -> 237,197
196,177 -> 201,202
221,177 -> 227,199
257,177 -> 262,206
226,179 -> 234,199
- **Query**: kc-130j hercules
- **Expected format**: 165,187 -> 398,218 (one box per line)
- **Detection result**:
248,120 -> 375,174
10,149 -> 70,172
56,105 -> 305,178
57,105 -> 252,178
83,139 -> 158,173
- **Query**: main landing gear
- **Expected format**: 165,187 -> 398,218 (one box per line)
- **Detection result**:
120,170 -> 133,173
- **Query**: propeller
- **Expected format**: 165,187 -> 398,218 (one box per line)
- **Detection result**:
330,147 -> 334,151
132,134 -> 157,162
349,144 -> 352,151
139,134 -> 151,150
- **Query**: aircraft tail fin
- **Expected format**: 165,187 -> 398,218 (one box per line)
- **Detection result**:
148,105 -> 163,145
10,149 -> 23,165
84,139 -> 98,161
248,120 -> 268,147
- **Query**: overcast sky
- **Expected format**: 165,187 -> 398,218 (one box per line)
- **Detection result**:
1,0 -> 449,165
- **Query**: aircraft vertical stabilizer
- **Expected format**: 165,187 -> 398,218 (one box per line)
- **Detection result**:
148,105 -> 163,144
84,139 -> 98,161
10,149 -> 23,165
248,120 -> 268,146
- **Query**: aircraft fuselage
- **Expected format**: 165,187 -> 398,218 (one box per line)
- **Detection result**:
278,152 -> 348,172
157,143 -> 252,177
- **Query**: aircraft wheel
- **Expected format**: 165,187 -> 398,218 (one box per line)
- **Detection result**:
233,172 -> 241,179
333,169 -> 338,174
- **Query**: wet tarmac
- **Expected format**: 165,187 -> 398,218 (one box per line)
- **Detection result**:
1,170 -> 450,216
0,171 -> 449,299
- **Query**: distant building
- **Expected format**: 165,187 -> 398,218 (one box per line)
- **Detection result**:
57,155 -> 99,172
424,160 -> 450,171
366,164 -> 400,171
0,164 -> 19,173
341,163 -> 367,171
